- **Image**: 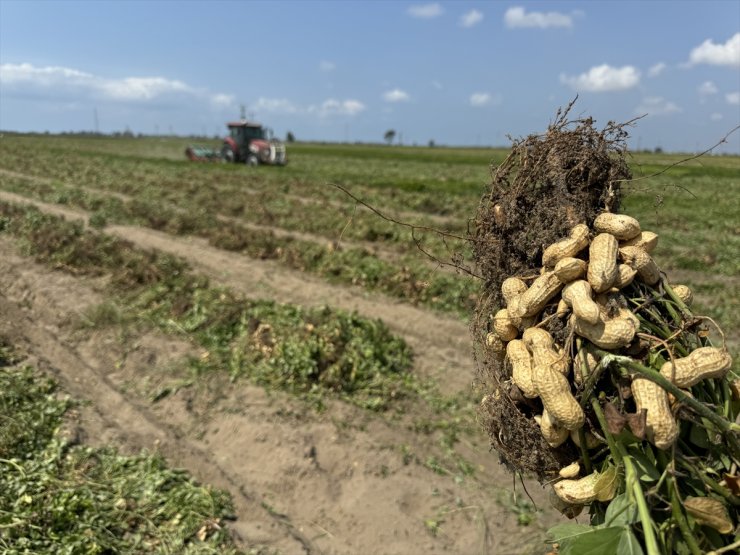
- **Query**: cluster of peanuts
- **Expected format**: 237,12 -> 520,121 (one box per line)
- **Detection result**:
485,212 -> 734,506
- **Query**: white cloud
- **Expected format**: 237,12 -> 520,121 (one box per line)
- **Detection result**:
469,92 -> 502,107
319,60 -> 336,72
431,80 -> 443,90
460,9 -> 483,28
710,113 -> 723,121
0,62 -> 92,85
312,98 -> 366,117
254,97 -> 300,114
98,76 -> 192,101
688,32 -> 740,67
504,6 -> 573,29
210,93 -> 235,108
560,64 -> 640,92
407,3 -> 443,19
383,88 -> 410,102
647,62 -> 666,77
635,97 -> 682,116
726,92 -> 740,105
0,62 -> 230,105
470,93 -> 490,106
698,81 -> 718,96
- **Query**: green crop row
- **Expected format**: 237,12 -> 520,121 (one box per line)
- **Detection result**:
0,202 -> 414,410
0,346 -> 246,554
0,175 -> 480,317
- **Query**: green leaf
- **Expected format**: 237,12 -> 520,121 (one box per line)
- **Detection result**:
689,423 -> 710,449
628,449 -> 660,482
547,523 -> 594,543
604,493 -> 638,527
617,528 -> 645,555
558,526 -> 624,555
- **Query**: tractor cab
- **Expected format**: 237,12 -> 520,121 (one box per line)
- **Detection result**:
221,120 -> 287,166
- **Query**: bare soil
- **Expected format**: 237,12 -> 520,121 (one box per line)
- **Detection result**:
0,192 -> 560,553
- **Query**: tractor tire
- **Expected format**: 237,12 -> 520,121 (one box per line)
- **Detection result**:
246,154 -> 259,166
221,146 -> 235,163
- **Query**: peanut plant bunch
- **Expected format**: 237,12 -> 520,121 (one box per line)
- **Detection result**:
480,212 -> 739,555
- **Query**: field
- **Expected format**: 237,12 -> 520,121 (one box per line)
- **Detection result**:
0,133 -> 737,554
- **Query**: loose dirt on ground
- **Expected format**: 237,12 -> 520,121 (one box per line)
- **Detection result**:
0,196 -> 558,554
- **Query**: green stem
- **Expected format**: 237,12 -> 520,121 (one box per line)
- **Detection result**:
578,345 -> 606,409
661,278 -> 692,316
597,353 -> 740,461
617,444 -> 662,555
576,427 -> 593,474
670,477 -> 703,555
676,457 -> 740,507
591,398 -> 623,465
707,539 -> 740,555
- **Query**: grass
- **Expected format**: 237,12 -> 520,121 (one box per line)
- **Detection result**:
0,344 -> 246,554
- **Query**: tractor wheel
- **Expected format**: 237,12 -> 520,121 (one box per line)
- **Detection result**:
221,146 -> 235,163
246,154 -> 259,166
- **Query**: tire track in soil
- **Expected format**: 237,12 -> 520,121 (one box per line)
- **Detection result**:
0,273 -> 315,555
0,189 -> 475,394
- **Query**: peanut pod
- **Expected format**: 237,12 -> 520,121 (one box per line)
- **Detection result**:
631,376 -> 679,450
660,346 -> 732,388
587,233 -> 619,293
523,328 -> 569,376
572,311 -> 637,350
502,277 -> 528,304
593,212 -> 641,241
553,469 -> 617,505
613,264 -> 638,290
562,280 -> 600,325
535,409 -> 569,448
558,462 -> 581,479
533,363 -> 584,430
512,271 -> 563,318
670,284 -> 693,307
492,308 -> 519,342
542,223 -> 590,268
619,245 -> 660,285
554,257 -> 588,284
506,339 -> 538,398
485,332 -> 504,353
621,230 -> 658,254
556,298 -> 570,318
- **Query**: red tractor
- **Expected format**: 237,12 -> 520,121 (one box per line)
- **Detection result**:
221,120 -> 287,166
186,120 -> 287,166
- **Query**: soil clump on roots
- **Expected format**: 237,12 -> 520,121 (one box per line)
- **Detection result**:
471,105 -> 633,481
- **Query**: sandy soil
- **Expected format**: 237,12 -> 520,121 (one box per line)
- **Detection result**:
0,191 -> 560,553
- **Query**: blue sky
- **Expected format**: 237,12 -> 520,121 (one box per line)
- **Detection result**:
1,1 -> 739,152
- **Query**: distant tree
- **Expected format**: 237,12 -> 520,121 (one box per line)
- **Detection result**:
384,129 -> 396,145
286,131 -> 295,143
428,139 -> 435,148
654,146 -> 663,154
